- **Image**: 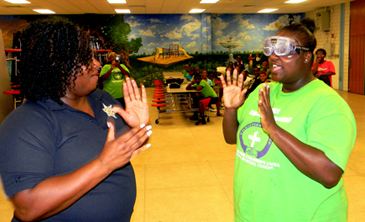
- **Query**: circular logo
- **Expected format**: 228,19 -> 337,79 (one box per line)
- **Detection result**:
113,72 -> 123,80
238,122 -> 273,159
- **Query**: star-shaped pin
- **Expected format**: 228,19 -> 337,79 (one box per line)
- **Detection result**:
102,103 -> 117,119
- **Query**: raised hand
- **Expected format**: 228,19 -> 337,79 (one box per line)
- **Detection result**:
220,69 -> 247,109
112,78 -> 149,128
258,84 -> 277,135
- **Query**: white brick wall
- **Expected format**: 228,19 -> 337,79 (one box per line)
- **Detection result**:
305,3 -> 350,91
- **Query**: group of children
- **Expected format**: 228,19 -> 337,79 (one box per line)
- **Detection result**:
183,65 -> 222,125
182,60 -> 270,126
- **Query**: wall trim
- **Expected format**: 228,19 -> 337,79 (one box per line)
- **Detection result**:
339,3 -> 345,91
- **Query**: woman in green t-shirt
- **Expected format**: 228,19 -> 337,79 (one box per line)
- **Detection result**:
221,18 -> 356,222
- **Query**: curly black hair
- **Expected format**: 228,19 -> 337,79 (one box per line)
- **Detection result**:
19,20 -> 92,104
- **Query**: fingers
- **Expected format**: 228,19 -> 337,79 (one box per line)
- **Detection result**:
226,70 -> 231,86
259,84 -> 270,111
126,78 -> 135,102
141,84 -> 148,104
112,105 -> 126,117
220,74 -> 227,88
238,73 -> 244,89
131,79 -> 141,101
123,78 -> 144,103
232,69 -> 238,86
131,143 -> 151,160
123,82 -> 130,103
106,121 -> 116,142
115,124 -> 153,152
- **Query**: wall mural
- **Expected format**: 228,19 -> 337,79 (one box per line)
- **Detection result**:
1,13 -> 303,86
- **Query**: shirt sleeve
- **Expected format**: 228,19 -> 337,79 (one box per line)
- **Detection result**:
99,64 -> 111,77
0,107 -> 56,198
120,64 -> 130,73
306,93 -> 356,171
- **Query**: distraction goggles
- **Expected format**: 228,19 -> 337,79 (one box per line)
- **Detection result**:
263,36 -> 310,57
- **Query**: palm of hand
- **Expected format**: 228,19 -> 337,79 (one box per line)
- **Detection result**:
123,100 -> 149,128
224,85 -> 244,109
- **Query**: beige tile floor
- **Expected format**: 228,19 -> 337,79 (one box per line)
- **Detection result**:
0,88 -> 364,221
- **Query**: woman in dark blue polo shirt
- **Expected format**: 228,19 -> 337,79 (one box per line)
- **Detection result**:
0,20 -> 151,221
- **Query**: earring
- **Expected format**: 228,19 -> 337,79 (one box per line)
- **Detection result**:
304,59 -> 308,63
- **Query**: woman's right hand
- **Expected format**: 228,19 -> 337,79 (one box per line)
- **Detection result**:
98,122 -> 152,173
220,69 -> 247,109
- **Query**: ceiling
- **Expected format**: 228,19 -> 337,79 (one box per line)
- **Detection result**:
0,0 -> 353,15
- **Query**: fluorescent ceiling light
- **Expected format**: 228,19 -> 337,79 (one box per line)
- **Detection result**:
189,9 -> 206,13
108,0 -> 126,3
258,9 -> 278,13
4,0 -> 30,3
285,0 -> 307,3
33,9 -> 55,14
115,9 -> 130,13
200,0 -> 219,3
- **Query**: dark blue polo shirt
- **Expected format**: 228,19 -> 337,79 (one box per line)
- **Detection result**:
0,89 -> 136,221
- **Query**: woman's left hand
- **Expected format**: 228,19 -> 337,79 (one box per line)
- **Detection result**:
112,78 -> 149,128
258,84 -> 277,135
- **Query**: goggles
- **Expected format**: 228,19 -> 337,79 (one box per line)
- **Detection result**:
263,36 -> 310,57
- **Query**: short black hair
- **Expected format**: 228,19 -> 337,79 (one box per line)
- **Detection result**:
315,48 -> 327,56
19,20 -> 92,104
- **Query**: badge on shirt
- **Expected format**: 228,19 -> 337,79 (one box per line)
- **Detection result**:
102,103 -> 117,119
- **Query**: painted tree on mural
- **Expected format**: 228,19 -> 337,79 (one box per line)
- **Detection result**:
69,14 -> 143,69
97,14 -> 142,69
20,14 -> 143,69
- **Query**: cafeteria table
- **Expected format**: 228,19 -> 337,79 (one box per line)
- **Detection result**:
165,83 -> 199,114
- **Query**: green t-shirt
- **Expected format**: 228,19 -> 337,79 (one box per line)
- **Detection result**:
193,80 -> 217,98
100,64 -> 129,99
182,70 -> 189,78
234,79 -> 356,222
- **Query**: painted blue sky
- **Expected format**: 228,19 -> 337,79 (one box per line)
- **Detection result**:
124,13 -> 304,55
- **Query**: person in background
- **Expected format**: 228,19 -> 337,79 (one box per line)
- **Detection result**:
248,53 -> 253,67
201,70 -> 215,111
194,67 -> 201,75
242,67 -> 259,90
226,61 -> 234,72
186,68 -> 194,82
245,70 -> 272,99
201,70 -> 213,87
259,70 -> 270,83
182,64 -> 190,79
312,48 -> 336,87
261,61 -> 271,78
221,18 -> 356,222
234,55 -> 245,68
253,53 -> 261,68
209,72 -> 221,87
234,65 -> 247,81
0,20 -> 152,222
209,72 -> 225,110
99,52 -> 130,107
187,74 -> 222,125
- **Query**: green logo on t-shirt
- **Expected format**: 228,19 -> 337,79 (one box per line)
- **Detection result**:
113,73 -> 123,80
